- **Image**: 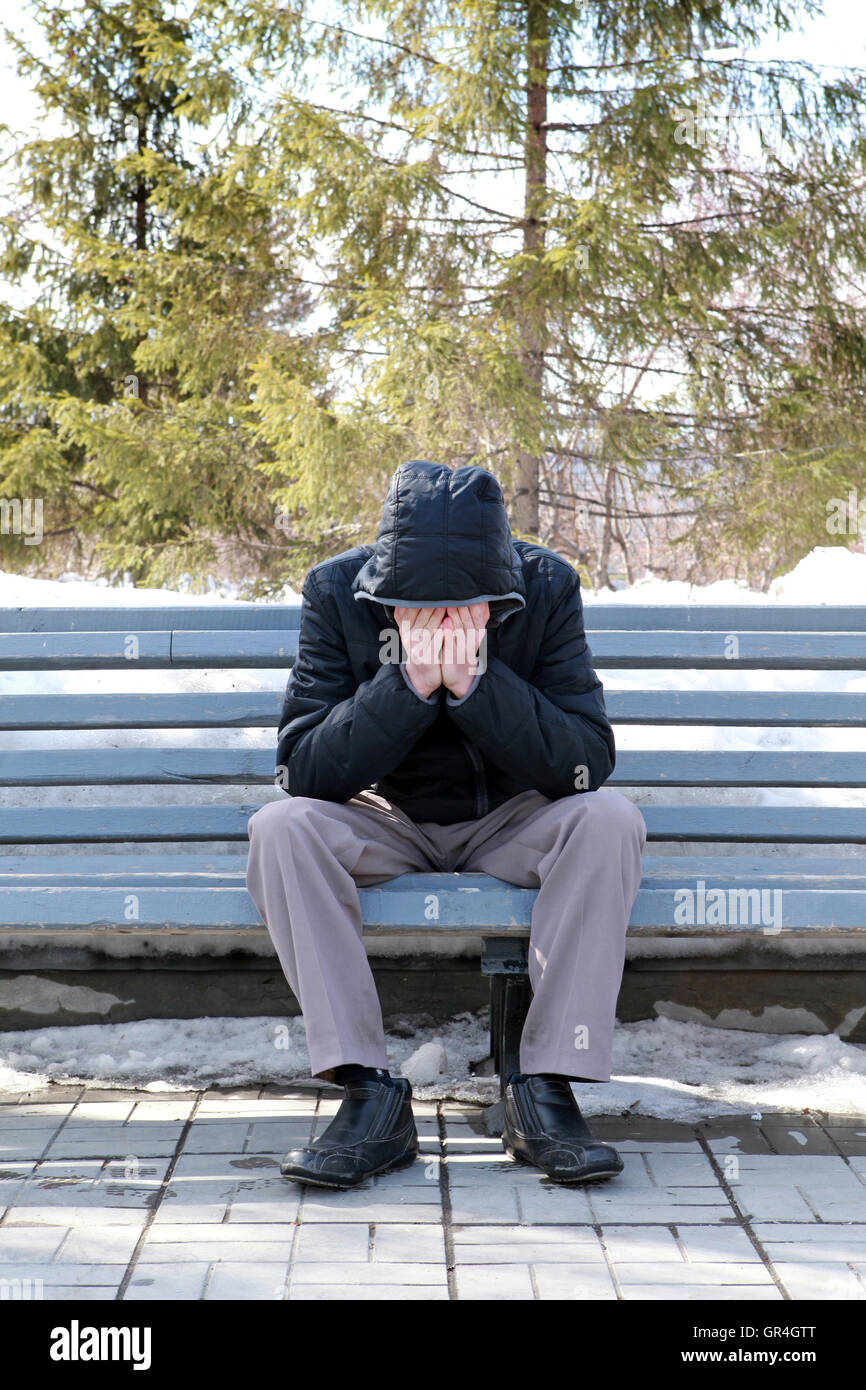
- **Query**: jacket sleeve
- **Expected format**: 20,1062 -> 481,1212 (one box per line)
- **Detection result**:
275,570 -> 443,801
443,566 -> 615,796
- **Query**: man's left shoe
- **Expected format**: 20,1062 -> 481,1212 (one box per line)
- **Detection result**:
502,1073 -> 624,1183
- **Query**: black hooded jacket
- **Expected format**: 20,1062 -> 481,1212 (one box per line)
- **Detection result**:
274,459 -> 616,824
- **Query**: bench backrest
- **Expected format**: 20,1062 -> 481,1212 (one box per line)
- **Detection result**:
0,603 -> 863,852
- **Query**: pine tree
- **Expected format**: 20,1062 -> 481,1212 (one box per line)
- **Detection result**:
0,0 -> 310,591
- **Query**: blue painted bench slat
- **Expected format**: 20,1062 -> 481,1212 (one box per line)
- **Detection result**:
0,853 -> 862,887
2,627 -> 865,669
0,804 -> 863,844
0,604 -> 861,633
1,748 -> 864,787
2,689 -> 865,729
1,878 -> 864,931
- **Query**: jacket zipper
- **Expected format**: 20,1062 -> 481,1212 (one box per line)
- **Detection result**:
461,738 -> 488,820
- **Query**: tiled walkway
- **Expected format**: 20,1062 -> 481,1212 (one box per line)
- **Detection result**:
1,1085 -> 865,1300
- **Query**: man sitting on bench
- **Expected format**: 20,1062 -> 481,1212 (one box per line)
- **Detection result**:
245,458 -> 646,1188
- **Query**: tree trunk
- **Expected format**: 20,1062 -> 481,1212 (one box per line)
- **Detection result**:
597,463 -> 616,589
513,0 -> 549,537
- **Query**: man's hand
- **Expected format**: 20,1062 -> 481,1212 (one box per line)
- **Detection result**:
395,605 -> 446,699
441,602 -> 489,699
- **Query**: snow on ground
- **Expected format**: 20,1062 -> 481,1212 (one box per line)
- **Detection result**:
583,544 -> 866,603
0,1012 -> 864,1120
0,568 -> 302,606
2,542 -> 863,608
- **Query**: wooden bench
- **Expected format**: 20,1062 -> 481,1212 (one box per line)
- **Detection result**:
0,601 -> 864,1091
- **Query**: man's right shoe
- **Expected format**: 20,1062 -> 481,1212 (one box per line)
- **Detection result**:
280,1076 -> 418,1189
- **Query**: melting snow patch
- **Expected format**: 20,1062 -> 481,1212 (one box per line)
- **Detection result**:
0,1013 -> 864,1119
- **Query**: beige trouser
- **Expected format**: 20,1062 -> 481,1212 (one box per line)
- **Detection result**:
245,787 -> 646,1082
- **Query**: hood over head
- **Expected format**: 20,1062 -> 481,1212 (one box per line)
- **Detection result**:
351,460 -> 526,628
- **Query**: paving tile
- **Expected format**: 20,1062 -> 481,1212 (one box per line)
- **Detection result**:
177,1124 -> 253,1154
759,1124 -> 838,1156
293,1224 -> 370,1262
512,1184 -> 597,1225
151,1177 -> 235,1224
751,1222 -> 866,1244
226,1199 -> 301,1223
67,1102 -> 136,1122
615,1261 -> 773,1285
288,1283 -> 448,1300
205,1263 -> 290,1300
674,1226 -> 762,1263
728,1187 -> 817,1222
0,1139 -> 59,1161
761,1241 -> 866,1264
300,1198 -> 442,1224
700,1122 -> 775,1155
532,1263 -> 618,1299
622,1283 -> 782,1300
725,1155 -> 851,1177
454,1265 -> 534,1299
644,1155 -> 720,1186
448,1187 -> 522,1224
610,1140 -> 705,1154
0,1263 -> 125,1287
592,1118 -> 700,1144
0,1088 -> 84,1104
586,1203 -> 734,1225
372,1224 -> 447,1263
55,1226 -> 143,1263
42,1287 -> 120,1301
128,1101 -> 196,1123
123,1264 -> 211,1300
0,1103 -> 76,1117
812,1115 -> 866,1127
794,1199 -> 866,1222
144,1221 -> 296,1245
443,1154 -> 538,1185
245,1123 -> 313,1153
47,1138 -> 179,1160
0,1227 -> 70,1262
291,1262 -> 447,1286
134,1241 -> 292,1263
60,1123 -> 184,1141
12,1177 -> 161,1211
0,1116 -> 66,1132
151,1202 -> 230,1225
453,1225 -> 603,1263
819,1132 -> 866,1157
3,1205 -> 151,1227
602,1225 -> 683,1263
773,1261 -> 866,1299
170,1153 -> 281,1178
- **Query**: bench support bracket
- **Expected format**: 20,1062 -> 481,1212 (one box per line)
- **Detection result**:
481,937 -> 531,1096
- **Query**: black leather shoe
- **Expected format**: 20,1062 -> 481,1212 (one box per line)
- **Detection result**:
502,1073 -> 624,1183
280,1077 -> 418,1189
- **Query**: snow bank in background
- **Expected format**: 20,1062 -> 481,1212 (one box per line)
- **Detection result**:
0,1013 -> 864,1119
768,546 -> 866,604
1,542 -> 862,609
0,569 -> 302,606
583,544 -> 866,604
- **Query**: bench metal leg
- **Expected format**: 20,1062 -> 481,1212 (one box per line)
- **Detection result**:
482,938 -> 531,1097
